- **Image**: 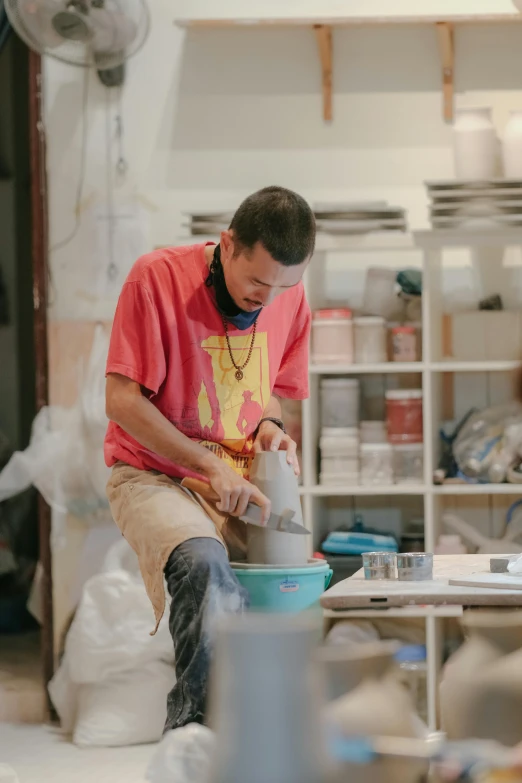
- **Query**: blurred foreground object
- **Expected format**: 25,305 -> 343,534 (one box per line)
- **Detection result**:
207,614 -> 329,783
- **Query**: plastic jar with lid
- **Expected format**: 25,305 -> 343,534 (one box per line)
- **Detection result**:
360,443 -> 394,486
312,309 -> 353,364
354,316 -> 387,364
385,389 -> 423,444
394,645 -> 428,723
393,443 -> 424,484
320,378 -> 359,428
390,325 -> 417,362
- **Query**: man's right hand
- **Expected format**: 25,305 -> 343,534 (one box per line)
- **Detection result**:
206,462 -> 271,523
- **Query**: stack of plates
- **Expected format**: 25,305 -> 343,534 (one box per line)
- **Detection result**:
314,201 -> 407,234
426,180 -> 522,230
183,211 -> 233,236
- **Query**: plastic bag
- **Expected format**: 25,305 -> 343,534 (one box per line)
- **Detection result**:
0,325 -> 111,548
146,724 -> 215,783
453,403 -> 522,484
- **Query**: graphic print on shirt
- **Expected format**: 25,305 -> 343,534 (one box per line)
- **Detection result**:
197,331 -> 270,476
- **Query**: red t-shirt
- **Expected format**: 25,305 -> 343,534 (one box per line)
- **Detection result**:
104,243 -> 311,480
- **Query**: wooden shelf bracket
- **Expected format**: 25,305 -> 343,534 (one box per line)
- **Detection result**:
314,24 -> 333,122
436,21 -> 455,123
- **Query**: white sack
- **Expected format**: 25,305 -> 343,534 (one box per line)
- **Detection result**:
73,661 -> 175,748
65,570 -> 173,684
146,724 -> 215,783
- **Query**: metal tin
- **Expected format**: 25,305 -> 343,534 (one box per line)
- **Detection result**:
396,553 -> 433,581
362,552 -> 396,580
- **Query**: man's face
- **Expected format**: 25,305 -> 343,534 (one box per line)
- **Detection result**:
220,230 -> 309,312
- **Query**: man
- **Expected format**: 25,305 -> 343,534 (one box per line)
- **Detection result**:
104,185 -> 315,731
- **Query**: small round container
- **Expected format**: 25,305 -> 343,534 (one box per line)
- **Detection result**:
386,389 -> 423,444
362,552 -> 396,581
354,316 -> 387,364
393,443 -> 424,485
391,325 -> 417,362
360,443 -> 394,486
321,378 -> 360,428
396,553 -> 433,581
312,308 -> 353,364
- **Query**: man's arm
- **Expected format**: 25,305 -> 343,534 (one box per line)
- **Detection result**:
252,394 -> 300,476
106,373 -> 271,520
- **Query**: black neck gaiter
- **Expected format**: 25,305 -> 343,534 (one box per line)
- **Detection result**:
205,244 -> 261,330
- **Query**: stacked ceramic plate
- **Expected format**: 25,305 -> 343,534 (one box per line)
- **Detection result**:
183,211 -> 234,236
426,180 -> 522,230
314,201 -> 407,234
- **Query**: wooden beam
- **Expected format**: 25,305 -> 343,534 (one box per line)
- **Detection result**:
436,21 -> 455,122
314,24 -> 333,122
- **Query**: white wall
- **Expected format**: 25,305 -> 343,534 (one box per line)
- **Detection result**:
44,8 -> 522,321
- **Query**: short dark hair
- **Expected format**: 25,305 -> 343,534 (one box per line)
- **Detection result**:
229,186 -> 316,266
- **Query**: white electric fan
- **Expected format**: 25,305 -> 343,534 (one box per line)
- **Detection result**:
4,0 -> 149,71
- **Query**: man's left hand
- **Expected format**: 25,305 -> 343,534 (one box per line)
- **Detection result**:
253,421 -> 300,477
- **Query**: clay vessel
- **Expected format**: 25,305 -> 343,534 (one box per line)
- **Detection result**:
247,451 -> 308,565
320,642 -> 427,783
207,614 -> 329,783
440,609 -> 522,746
452,106 -> 498,180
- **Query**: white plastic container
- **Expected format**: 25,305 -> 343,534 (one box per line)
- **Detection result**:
360,421 -> 387,444
362,267 -> 397,320
321,457 -> 359,475
434,535 -> 467,555
354,317 -> 387,364
393,443 -> 424,485
360,443 -> 394,486
320,428 -> 359,455
320,378 -> 360,428
452,106 -> 498,180
502,110 -> 522,178
311,308 -> 353,364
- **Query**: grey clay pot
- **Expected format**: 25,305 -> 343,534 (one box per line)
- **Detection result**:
247,451 -> 309,565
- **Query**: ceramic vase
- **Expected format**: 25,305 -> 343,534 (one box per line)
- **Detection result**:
440,609 -> 522,746
247,451 -> 309,565
207,614 -> 329,783
319,642 -> 427,783
453,107 -> 498,180
502,110 -> 522,178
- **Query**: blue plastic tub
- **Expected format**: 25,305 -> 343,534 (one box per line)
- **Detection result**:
233,562 -> 333,613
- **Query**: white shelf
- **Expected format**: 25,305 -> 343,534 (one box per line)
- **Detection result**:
414,228 -> 522,250
434,483 -> 522,495
176,232 -> 416,254
431,360 -> 522,373
310,362 -> 424,375
175,0 -> 520,27
301,484 -> 426,497
323,606 -> 463,620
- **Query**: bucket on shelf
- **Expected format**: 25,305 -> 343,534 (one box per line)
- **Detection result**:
232,558 -> 332,613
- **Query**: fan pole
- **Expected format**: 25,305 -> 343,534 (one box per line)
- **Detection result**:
28,49 -> 55,717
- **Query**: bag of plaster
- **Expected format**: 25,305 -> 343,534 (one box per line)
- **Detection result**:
146,724 -> 215,783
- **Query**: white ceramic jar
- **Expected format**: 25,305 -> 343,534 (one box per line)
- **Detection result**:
452,107 -> 498,180
502,110 -> 522,178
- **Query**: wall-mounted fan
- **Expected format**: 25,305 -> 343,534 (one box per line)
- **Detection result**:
5,0 -> 149,71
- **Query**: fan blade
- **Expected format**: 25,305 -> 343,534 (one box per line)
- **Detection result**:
90,7 -> 137,54
16,0 -> 66,49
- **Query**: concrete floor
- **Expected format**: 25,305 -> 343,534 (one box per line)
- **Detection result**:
0,724 -> 156,783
